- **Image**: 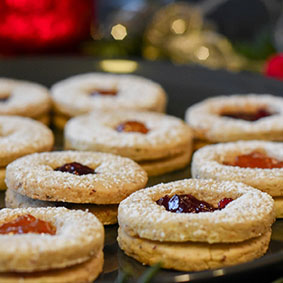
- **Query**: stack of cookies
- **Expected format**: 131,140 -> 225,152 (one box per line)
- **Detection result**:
64,110 -> 193,176
0,207 -> 104,282
118,179 -> 275,271
51,73 -> 167,129
5,151 -> 148,225
0,78 -> 51,125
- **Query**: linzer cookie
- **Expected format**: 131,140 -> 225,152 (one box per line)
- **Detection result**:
5,151 -> 148,225
50,73 -> 167,129
0,116 -> 54,190
192,140 -> 283,218
64,110 -> 193,176
118,179 -> 275,271
0,78 -> 51,124
0,207 -> 104,283
185,94 -> 283,149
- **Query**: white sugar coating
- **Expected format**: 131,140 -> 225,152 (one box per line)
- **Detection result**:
51,73 -> 167,116
118,179 -> 275,244
185,94 -> 283,142
191,140 -> 283,196
0,78 -> 50,117
65,110 -> 193,161
0,207 -> 104,272
5,151 -> 148,204
0,116 -> 54,167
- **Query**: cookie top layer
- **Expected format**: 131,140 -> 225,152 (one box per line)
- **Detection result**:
51,73 -> 167,116
185,94 -> 283,142
0,207 -> 104,272
0,78 -> 50,117
65,110 -> 192,161
191,141 -> 283,196
118,179 -> 275,244
5,151 -> 148,204
0,116 -> 54,167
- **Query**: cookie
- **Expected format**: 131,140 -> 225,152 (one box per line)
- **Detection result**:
51,73 -> 167,128
274,197 -> 283,218
0,78 -> 50,123
118,179 -> 274,244
0,116 -> 54,190
117,228 -> 271,272
0,207 -> 104,272
5,188 -> 118,225
0,250 -> 103,283
192,141 -> 283,196
185,94 -> 283,144
118,179 -> 274,271
64,110 -> 193,176
6,151 -> 148,204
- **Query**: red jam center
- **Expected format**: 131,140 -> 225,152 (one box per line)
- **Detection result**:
156,194 -> 233,213
221,109 -> 272,121
0,214 -> 56,235
90,89 -> 118,96
115,121 -> 149,134
224,151 -> 283,169
55,162 -> 95,175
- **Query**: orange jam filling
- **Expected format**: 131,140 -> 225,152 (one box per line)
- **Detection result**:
221,109 -> 272,121
90,89 -> 117,96
115,120 -> 149,134
224,151 -> 283,169
0,214 -> 56,235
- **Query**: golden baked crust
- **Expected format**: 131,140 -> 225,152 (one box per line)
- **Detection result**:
64,110 -> 193,162
0,207 -> 104,272
0,116 -> 54,167
5,151 -> 148,204
191,141 -> 283,196
5,188 -> 118,225
0,168 -> 6,190
51,73 -> 167,117
185,94 -> 283,142
0,78 -> 50,118
118,179 -> 275,244
118,228 -> 271,271
274,197 -> 283,218
0,250 -> 103,283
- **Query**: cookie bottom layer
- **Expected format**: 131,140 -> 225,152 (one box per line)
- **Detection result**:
0,250 -> 103,283
53,113 -> 69,130
139,147 -> 192,176
274,197 -> 283,218
0,168 -> 6,190
117,228 -> 271,272
5,189 -> 118,225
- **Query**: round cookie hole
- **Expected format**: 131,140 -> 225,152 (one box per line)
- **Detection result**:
220,108 -> 274,121
115,121 -> 149,134
156,193 -> 234,213
0,93 -> 10,103
54,162 -> 96,176
89,88 -> 118,96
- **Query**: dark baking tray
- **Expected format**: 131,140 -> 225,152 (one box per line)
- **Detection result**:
0,57 -> 283,283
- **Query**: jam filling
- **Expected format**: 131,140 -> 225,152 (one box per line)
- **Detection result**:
90,89 -> 118,96
221,108 -> 272,121
116,121 -> 149,134
224,151 -> 283,169
0,214 -> 56,235
55,162 -> 95,175
0,95 -> 9,102
156,194 -> 233,213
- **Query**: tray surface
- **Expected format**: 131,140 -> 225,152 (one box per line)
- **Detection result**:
0,57 -> 283,283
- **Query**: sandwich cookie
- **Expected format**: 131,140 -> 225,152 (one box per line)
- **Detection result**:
51,73 -> 167,129
118,179 -> 274,271
5,151 -> 148,225
0,116 -> 54,190
64,110 -> 193,176
0,78 -> 51,124
192,140 -> 283,218
185,94 -> 283,149
0,207 -> 104,282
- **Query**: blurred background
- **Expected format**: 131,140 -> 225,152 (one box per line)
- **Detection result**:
1,0 -> 283,79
